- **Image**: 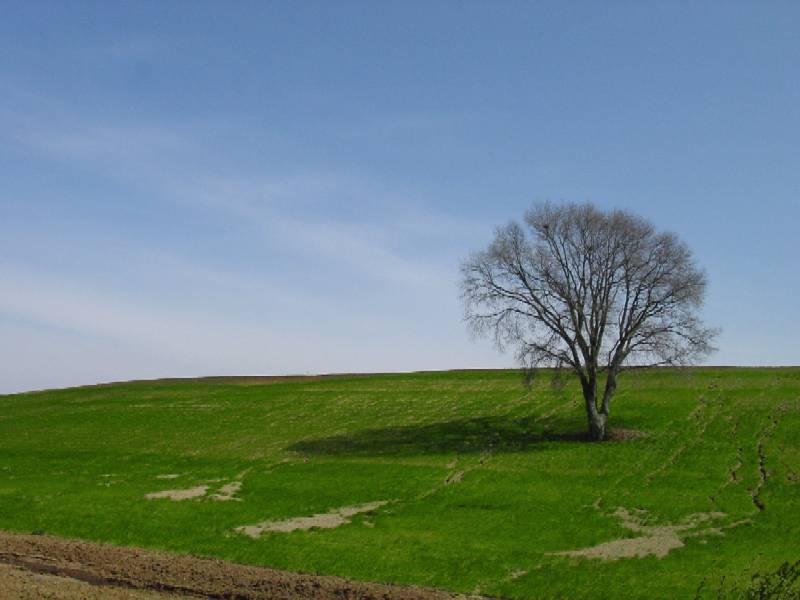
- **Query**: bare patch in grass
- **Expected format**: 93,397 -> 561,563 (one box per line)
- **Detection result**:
211,481 -> 242,502
235,501 -> 389,538
551,507 -> 743,561
145,485 -> 208,501
607,428 -> 648,442
156,474 -> 181,480
444,471 -> 464,485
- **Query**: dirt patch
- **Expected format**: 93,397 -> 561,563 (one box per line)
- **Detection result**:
145,486 -> 208,501
607,428 -> 647,442
235,501 -> 389,538
551,507 -> 739,561
156,474 -> 181,480
210,481 -> 242,502
444,471 -> 465,485
146,479 -> 244,502
0,531 -> 479,600
0,561 -> 187,599
556,528 -> 684,560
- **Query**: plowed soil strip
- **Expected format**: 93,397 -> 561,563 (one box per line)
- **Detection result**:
0,562 -> 188,599
0,531 -> 482,600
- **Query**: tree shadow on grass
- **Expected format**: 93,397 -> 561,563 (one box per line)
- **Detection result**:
287,415 -> 592,457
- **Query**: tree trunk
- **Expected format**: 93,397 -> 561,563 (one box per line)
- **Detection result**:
582,378 -> 607,442
590,370 -> 617,441
601,371 -> 617,416
588,411 -> 607,441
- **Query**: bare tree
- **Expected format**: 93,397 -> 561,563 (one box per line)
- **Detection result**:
461,202 -> 717,441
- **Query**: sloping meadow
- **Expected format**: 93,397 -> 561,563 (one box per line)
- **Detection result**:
0,368 -> 798,598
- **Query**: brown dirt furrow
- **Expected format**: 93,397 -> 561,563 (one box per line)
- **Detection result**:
0,531 -> 485,600
0,561 -> 189,599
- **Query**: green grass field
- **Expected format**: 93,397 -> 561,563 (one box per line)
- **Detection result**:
1,368 -> 798,598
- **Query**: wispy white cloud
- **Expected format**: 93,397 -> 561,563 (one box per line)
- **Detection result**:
0,91 -> 505,392
14,123 -> 182,162
3,96 -> 479,293
0,262 -> 503,394
2,97 -> 186,165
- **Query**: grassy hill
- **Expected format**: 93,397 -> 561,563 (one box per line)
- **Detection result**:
1,368 -> 798,598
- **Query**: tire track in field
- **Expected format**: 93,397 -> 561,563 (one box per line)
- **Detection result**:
748,402 -> 788,512
418,449 -> 493,500
597,380 -> 727,509
728,446 -> 744,486
643,388 -> 723,483
779,448 -> 799,483
417,390 -> 556,501
709,410 -> 744,508
579,384 -> 713,514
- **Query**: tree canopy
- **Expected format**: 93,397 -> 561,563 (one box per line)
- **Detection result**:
461,202 -> 717,440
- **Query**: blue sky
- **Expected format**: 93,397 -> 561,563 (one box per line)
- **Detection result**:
1,2 -> 798,393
